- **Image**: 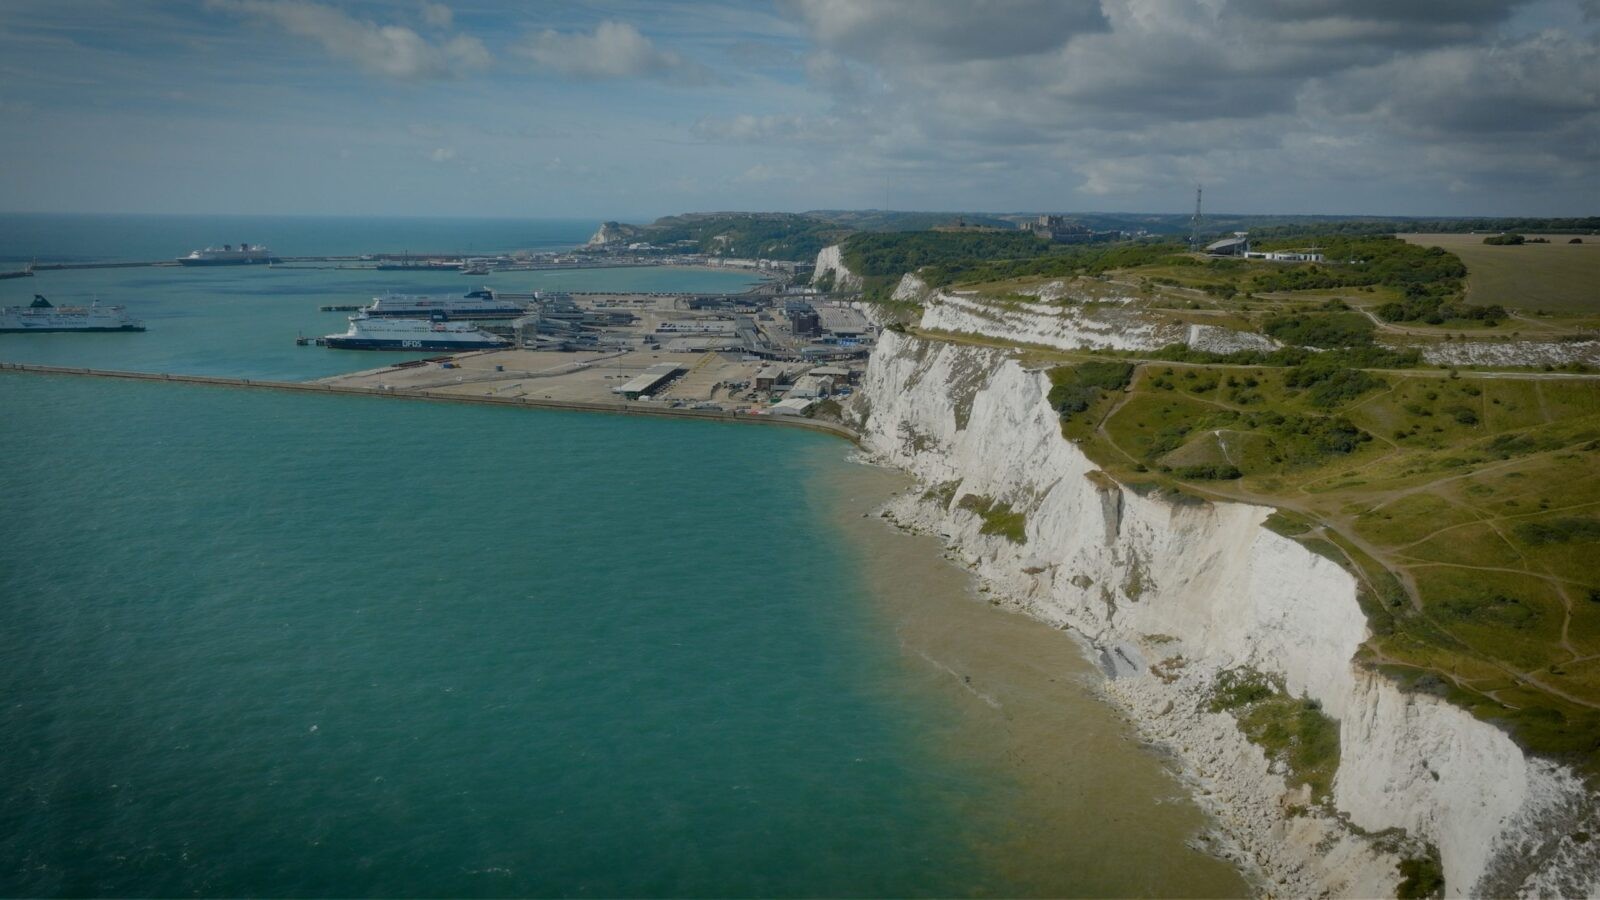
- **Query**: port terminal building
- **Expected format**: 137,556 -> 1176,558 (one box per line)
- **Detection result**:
612,363 -> 684,400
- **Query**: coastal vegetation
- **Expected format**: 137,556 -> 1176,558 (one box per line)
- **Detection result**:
1396,852 -> 1447,899
1019,344 -> 1600,768
957,493 -> 1029,544
840,231 -> 1056,300
1047,361 -> 1134,420
1248,216 -> 1600,240
639,212 -> 848,261
1260,311 -> 1376,348
1208,668 -> 1341,802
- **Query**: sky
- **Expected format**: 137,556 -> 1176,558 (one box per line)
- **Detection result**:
1,0 -> 1596,220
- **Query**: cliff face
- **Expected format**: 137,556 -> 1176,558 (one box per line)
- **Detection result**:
812,244 -> 862,291
850,329 -> 1600,896
1418,340 -> 1600,368
915,281 -> 1279,354
586,221 -> 642,247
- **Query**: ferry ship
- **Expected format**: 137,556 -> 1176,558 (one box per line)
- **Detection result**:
362,288 -> 524,320
0,295 -> 145,332
322,315 -> 509,351
176,243 -> 281,266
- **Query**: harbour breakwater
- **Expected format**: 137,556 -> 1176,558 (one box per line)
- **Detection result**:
843,326 -> 1600,897
0,362 -> 859,442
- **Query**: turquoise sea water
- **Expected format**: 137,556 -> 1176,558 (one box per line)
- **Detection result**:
0,216 -> 1246,897
0,376 -> 1007,896
0,214 -> 597,264
0,261 -> 758,381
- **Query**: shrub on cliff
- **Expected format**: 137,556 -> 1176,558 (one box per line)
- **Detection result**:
1262,312 -> 1375,348
1173,464 -> 1242,480
1513,517 -> 1600,545
1048,362 -> 1134,421
956,494 -> 1028,544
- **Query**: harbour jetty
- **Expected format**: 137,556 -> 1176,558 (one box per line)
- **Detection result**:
26,255 -> 780,274
0,361 -> 859,442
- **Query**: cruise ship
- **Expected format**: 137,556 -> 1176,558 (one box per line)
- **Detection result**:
362,288 -> 524,320
0,295 -> 145,332
322,315 -> 509,351
176,243 -> 281,266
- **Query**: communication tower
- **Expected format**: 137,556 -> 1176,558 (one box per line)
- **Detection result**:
1189,185 -> 1203,250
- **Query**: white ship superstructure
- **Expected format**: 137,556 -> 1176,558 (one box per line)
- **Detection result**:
176,243 -> 280,265
322,315 -> 509,351
0,295 -> 145,333
363,288 -> 523,320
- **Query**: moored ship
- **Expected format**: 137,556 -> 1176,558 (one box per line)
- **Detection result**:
322,315 -> 509,351
176,243 -> 281,266
363,288 -> 524,320
0,295 -> 145,332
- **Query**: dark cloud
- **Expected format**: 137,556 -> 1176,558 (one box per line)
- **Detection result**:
1228,0 -> 1519,28
1308,30 -> 1599,160
710,0 -> 1599,211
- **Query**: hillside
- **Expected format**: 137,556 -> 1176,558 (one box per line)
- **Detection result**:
614,212 -> 847,261
841,225 -> 1600,769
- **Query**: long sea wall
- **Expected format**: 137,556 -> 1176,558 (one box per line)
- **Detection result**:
848,330 -> 1600,896
0,363 -> 860,442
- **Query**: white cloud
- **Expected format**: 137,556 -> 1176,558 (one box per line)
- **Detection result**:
691,113 -> 841,143
209,0 -> 490,79
513,20 -> 715,85
428,147 -> 456,162
420,2 -> 452,29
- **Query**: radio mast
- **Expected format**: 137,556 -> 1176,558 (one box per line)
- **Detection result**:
1189,185 -> 1203,251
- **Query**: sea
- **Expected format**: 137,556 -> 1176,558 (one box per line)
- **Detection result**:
0,215 -> 1247,897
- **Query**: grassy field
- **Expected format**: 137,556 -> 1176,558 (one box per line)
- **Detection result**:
1401,233 -> 1600,314
964,260 -> 1600,343
1058,357 -> 1600,765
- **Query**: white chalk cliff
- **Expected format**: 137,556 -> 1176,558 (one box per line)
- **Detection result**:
813,244 -> 862,292
848,327 -> 1600,896
1417,339 -> 1600,368
908,279 -> 1280,355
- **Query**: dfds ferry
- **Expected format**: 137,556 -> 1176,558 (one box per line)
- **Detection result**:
322,315 -> 508,351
